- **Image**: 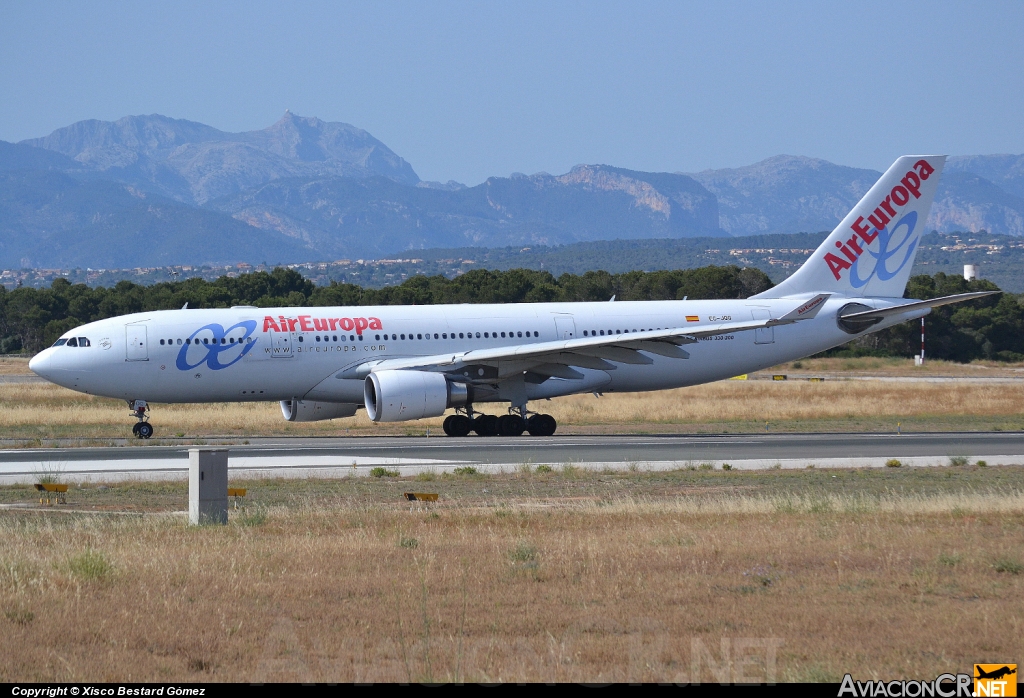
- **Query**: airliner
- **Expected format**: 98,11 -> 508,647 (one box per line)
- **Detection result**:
29,155 -> 993,438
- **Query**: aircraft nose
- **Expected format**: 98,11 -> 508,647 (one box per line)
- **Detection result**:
29,350 -> 53,378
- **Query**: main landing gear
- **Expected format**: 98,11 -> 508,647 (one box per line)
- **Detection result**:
441,408 -> 557,437
129,399 -> 154,439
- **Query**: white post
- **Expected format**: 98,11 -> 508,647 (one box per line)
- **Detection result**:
189,448 -> 228,525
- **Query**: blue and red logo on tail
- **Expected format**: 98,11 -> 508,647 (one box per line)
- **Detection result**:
824,159 -> 935,285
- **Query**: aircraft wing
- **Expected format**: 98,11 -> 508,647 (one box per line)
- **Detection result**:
340,294 -> 829,382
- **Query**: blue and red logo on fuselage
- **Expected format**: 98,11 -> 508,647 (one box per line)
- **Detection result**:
176,321 -> 258,371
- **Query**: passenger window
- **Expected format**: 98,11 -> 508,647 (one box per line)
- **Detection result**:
517,331 -> 522,338
160,339 -> 165,345
375,335 -> 380,341
333,335 -> 337,342
434,333 -> 439,339
417,334 -> 422,340
459,333 -> 464,339
475,332 -> 481,338
298,336 -> 303,343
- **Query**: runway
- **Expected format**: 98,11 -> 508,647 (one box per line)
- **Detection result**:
2,431 -> 1023,483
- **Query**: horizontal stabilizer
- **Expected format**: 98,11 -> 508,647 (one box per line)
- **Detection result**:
839,291 -> 1000,321
774,294 -> 830,323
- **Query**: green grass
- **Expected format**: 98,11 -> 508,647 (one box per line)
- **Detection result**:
370,467 -> 400,478
67,550 -> 112,581
235,506 -> 268,527
510,541 -> 538,563
992,557 -> 1023,574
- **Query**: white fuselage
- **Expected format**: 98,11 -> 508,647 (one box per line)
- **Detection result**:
29,296 -> 920,409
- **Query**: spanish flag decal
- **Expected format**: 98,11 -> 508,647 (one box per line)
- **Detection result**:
686,315 -> 700,322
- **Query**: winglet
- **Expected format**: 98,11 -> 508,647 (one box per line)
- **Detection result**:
775,294 -> 830,323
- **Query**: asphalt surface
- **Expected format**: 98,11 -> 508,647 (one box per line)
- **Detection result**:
2,432 -> 1023,482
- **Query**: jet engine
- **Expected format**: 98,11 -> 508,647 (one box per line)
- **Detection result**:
364,370 -> 469,422
836,302 -> 883,334
280,399 -> 360,422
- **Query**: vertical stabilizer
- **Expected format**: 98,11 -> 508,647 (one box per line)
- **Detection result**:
754,155 -> 945,299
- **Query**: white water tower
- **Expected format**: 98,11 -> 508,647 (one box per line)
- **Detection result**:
964,264 -> 978,281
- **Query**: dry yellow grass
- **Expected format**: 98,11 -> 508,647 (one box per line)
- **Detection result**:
552,380 -> 1024,426
3,376 -> 1024,441
775,356 -> 1024,376
1,477 -> 1021,683
0,357 -> 31,375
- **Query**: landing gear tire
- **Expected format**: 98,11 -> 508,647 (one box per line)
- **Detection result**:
134,422 -> 154,439
496,414 -> 525,436
526,414 -> 557,437
444,414 -> 473,437
473,414 -> 498,437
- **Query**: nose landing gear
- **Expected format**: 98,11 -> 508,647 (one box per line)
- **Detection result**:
128,400 -> 154,439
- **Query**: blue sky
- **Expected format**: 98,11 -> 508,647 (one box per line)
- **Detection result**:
2,1 -> 1022,184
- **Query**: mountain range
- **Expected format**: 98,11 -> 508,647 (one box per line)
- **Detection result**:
1,113 -> 1023,268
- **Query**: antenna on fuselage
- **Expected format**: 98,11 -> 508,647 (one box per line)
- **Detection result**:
182,302 -> 188,309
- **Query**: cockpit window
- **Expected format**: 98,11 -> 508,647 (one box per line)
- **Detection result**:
52,338 -> 68,347
78,337 -> 91,347
66,337 -> 78,347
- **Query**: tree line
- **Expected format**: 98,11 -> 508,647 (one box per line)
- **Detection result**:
0,265 -> 1017,362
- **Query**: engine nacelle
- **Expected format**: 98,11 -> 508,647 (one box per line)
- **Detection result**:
280,399 -> 359,422
364,370 -> 469,422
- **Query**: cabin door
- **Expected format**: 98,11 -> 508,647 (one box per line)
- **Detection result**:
554,315 -> 577,340
125,324 -> 149,361
751,309 -> 775,344
270,330 -> 295,358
